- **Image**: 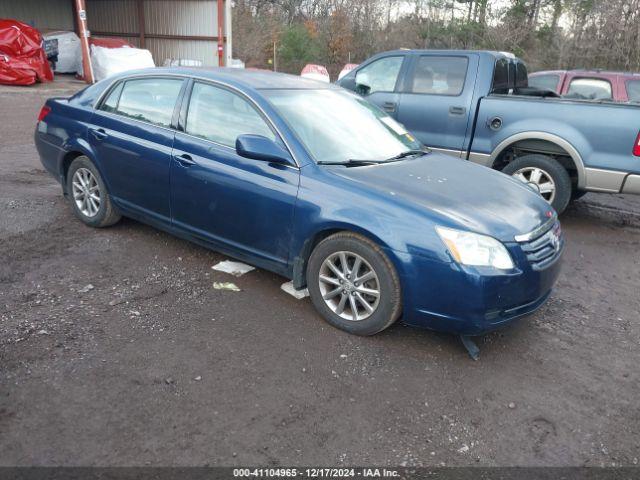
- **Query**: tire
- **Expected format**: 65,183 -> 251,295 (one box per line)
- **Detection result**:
306,232 -> 402,336
501,154 -> 572,214
66,156 -> 121,228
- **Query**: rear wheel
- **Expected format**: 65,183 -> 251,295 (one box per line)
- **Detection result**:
66,156 -> 121,228
502,154 -> 571,214
306,232 -> 402,336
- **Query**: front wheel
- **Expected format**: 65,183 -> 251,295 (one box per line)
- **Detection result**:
501,154 -> 572,214
306,232 -> 402,336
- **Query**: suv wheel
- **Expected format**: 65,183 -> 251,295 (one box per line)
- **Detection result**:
306,232 -> 402,336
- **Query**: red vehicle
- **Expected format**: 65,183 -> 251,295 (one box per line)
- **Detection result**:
529,69 -> 640,103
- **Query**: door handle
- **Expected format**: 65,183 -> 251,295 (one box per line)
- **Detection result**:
449,106 -> 466,116
382,101 -> 397,113
89,128 -> 108,140
173,153 -> 196,167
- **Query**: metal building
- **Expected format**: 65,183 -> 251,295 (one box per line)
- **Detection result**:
0,0 -> 232,82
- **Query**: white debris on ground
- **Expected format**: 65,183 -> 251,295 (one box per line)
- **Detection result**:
457,444 -> 470,453
212,260 -> 255,277
213,282 -> 241,292
78,284 -> 94,293
281,281 -> 309,299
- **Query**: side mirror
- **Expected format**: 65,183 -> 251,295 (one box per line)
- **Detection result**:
355,71 -> 371,96
236,134 -> 293,165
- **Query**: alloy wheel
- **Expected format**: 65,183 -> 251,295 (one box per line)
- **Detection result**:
512,166 -> 556,203
72,167 -> 101,218
318,251 -> 380,321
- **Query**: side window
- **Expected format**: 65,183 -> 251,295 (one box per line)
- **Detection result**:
410,56 -> 468,95
626,80 -> 640,103
529,74 -> 560,92
355,56 -> 404,95
185,82 -> 275,147
566,78 -> 612,100
515,62 -> 528,88
100,82 -> 124,113
492,58 -> 510,93
115,78 -> 184,127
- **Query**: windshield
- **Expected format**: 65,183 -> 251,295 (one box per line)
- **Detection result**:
263,89 -> 422,164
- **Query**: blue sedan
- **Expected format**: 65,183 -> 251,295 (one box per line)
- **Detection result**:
34,68 -> 563,337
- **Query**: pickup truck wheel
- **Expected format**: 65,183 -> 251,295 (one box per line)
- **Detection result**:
502,154 -> 571,214
306,232 -> 402,336
67,156 -> 121,228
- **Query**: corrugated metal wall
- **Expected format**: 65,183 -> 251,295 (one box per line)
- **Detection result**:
0,0 -> 74,32
86,0 -> 138,34
86,0 -> 221,66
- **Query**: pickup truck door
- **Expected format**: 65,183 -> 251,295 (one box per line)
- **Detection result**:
339,54 -> 409,119
396,53 -> 478,156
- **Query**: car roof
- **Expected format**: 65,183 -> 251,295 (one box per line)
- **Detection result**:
110,67 -> 338,90
530,69 -> 640,79
378,49 -> 517,59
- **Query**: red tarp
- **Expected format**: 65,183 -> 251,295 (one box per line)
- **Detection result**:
0,19 -> 53,86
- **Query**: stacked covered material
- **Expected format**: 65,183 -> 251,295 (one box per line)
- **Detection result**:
0,19 -> 53,86
91,45 -> 155,81
300,64 -> 330,83
43,31 -> 80,73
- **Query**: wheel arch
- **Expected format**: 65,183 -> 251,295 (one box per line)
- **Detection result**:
291,225 -> 396,290
60,151 -> 86,193
57,139 -> 109,195
490,132 -> 586,189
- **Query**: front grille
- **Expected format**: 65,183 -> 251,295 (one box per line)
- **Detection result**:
519,221 -> 564,271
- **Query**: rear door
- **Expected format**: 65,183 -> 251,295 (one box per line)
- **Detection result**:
170,80 -> 300,271
396,53 -> 477,155
90,77 -> 185,220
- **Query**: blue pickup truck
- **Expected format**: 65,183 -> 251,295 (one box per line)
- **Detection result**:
337,50 -> 640,213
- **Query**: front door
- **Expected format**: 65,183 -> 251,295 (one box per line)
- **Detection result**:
170,81 -> 300,271
347,55 -> 407,119
89,77 -> 185,220
397,54 -> 477,154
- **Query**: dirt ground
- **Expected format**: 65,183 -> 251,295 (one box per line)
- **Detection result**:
1,81 -> 639,467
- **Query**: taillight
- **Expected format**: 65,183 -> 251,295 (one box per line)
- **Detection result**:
37,105 -> 51,122
634,132 -> 640,157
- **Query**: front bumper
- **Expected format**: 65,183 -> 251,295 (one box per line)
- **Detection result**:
392,241 -> 563,336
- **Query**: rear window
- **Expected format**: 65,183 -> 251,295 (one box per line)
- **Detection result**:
515,62 -> 528,88
529,74 -> 560,92
410,56 -> 468,95
492,58 -> 510,93
626,80 -> 640,103
566,78 -> 612,100
114,78 -> 184,127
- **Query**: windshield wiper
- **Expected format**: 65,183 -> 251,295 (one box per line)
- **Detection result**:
317,149 -> 429,167
385,149 -> 429,161
316,159 -> 386,166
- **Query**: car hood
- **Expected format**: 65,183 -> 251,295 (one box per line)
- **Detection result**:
327,153 -> 553,242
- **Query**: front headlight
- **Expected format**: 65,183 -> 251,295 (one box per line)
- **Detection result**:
436,226 -> 514,270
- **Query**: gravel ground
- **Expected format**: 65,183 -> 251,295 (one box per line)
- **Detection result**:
0,82 -> 639,467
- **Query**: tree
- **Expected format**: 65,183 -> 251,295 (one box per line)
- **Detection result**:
277,23 -> 321,73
